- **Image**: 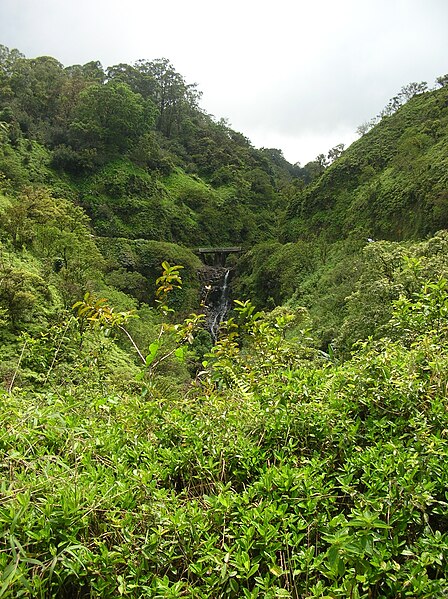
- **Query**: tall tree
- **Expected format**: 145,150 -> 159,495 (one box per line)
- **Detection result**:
0,45 -> 24,104
135,58 -> 201,137
106,62 -> 156,99
69,81 -> 155,154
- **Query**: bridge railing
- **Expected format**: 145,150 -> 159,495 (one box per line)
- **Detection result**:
196,247 -> 243,254
195,247 -> 243,266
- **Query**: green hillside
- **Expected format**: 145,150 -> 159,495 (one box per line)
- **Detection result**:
236,82 -> 448,350
0,46 -> 300,250
283,84 -> 448,242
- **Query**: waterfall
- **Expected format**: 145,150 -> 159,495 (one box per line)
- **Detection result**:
200,267 -> 232,341
210,269 -> 231,341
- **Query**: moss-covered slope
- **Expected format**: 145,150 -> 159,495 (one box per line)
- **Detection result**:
284,85 -> 448,242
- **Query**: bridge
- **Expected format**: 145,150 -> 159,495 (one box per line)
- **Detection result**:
195,246 -> 243,266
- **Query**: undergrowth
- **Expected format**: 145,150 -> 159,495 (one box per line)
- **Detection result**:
1,280 -> 448,597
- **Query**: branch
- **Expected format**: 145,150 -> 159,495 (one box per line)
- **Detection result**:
117,324 -> 146,364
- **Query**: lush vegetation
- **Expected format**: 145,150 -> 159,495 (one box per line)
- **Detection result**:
0,46 -> 301,247
283,82 -> 448,242
1,45 -> 448,597
1,275 -> 448,597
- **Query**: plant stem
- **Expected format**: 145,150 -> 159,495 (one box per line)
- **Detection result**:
8,337 -> 28,393
118,325 -> 146,364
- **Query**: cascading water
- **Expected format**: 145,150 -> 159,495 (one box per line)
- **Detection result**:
209,269 -> 231,341
200,267 -> 232,341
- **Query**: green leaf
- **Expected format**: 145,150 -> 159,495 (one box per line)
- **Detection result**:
269,564 -> 283,577
145,341 -> 160,366
174,346 -> 186,362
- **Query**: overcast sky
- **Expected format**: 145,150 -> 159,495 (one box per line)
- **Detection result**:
0,0 -> 447,164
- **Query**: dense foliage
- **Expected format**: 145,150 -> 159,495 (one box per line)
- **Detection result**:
283,83 -> 448,242
1,45 -> 448,597
1,278 -> 448,597
0,45 -> 301,247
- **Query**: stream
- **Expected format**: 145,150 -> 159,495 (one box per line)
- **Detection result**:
200,267 -> 233,341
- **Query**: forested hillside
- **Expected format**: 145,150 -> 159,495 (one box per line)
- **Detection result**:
284,82 -> 448,242
0,45 -> 301,247
237,81 -> 448,349
1,46 -> 448,598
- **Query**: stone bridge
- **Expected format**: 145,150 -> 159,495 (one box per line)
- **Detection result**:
195,246 -> 243,266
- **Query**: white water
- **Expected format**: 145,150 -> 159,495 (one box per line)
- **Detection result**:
209,269 -> 231,341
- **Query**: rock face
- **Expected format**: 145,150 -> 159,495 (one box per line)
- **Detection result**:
199,266 -> 233,340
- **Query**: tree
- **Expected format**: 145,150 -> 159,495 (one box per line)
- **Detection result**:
79,61 -> 105,83
356,119 -> 378,136
8,56 -> 66,133
327,143 -> 345,164
0,265 -> 49,328
380,95 -> 403,117
376,81 -> 428,123
106,62 -> 156,99
0,45 -> 24,104
399,81 -> 427,101
2,187 -> 58,248
436,74 -> 448,88
357,121 -> 370,136
70,81 -> 155,155
315,153 -> 329,168
301,160 -> 326,182
134,58 -> 201,137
